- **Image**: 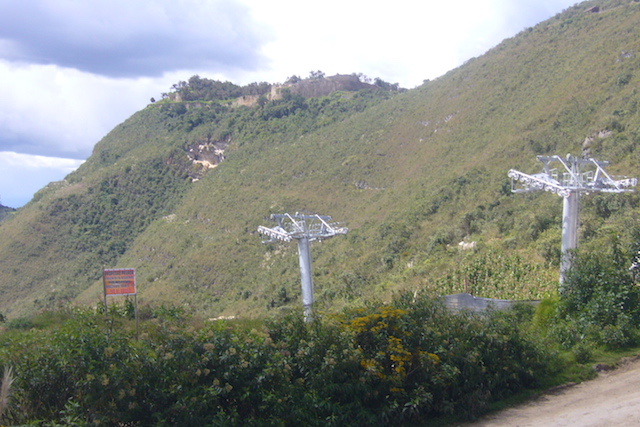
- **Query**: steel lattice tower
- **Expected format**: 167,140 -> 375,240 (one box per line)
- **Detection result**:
509,154 -> 636,282
258,213 -> 348,321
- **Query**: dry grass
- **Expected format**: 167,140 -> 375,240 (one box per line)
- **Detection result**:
0,366 -> 14,419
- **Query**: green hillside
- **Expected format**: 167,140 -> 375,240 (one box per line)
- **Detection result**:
1,0 -> 640,319
0,204 -> 14,222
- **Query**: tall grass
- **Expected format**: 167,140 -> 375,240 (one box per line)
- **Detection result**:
0,366 -> 14,420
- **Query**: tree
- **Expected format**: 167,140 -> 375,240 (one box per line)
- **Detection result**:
285,75 -> 301,84
354,72 -> 372,83
373,77 -> 400,91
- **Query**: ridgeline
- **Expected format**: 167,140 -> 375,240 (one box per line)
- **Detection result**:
1,0 -> 639,319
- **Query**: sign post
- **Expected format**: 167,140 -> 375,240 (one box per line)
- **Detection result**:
103,268 -> 139,338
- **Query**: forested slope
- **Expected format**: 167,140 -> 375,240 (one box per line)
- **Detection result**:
0,0 -> 639,319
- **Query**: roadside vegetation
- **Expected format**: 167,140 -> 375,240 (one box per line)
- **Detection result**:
0,236 -> 639,426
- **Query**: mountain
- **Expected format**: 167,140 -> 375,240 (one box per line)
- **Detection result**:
0,204 -> 15,222
1,0 -> 639,319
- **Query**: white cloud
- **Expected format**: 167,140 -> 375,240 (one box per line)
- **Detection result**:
236,0 -> 578,88
0,151 -> 84,208
0,0 -> 580,207
0,61 -> 182,157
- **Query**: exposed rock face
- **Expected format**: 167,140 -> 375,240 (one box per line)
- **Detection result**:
582,129 -> 613,158
185,140 -> 228,180
232,95 -> 263,107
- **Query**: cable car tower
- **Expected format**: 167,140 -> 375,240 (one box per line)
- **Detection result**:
258,213 -> 348,321
508,154 -> 636,282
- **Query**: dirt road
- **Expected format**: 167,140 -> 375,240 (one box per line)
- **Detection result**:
465,355 -> 640,427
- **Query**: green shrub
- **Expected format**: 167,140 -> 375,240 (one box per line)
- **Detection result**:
572,342 -> 593,364
556,237 -> 640,349
0,296 -> 556,425
5,318 -> 33,330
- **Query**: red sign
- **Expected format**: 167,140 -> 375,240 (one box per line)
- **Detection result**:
103,268 -> 136,296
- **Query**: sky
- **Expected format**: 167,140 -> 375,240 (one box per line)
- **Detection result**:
0,0 -> 579,208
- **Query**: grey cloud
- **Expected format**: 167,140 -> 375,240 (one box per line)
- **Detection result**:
0,0 -> 271,77
0,134 -> 87,159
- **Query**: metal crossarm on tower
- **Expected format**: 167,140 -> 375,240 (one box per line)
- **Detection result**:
258,212 -> 348,321
509,154 -> 637,282
509,156 -> 637,195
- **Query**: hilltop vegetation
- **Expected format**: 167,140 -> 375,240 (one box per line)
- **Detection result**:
0,204 -> 14,222
0,0 -> 640,321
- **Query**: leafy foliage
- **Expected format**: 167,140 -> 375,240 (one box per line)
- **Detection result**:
431,248 -> 557,299
163,75 -> 271,102
0,294 -> 554,425
553,236 -> 640,349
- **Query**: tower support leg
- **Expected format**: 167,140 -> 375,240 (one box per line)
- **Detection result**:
560,191 -> 579,283
297,236 -> 314,322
